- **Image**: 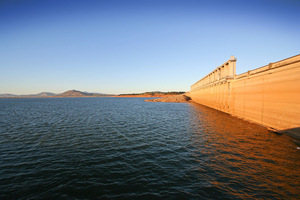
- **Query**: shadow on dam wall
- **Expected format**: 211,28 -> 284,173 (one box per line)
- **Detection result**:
190,54 -> 300,139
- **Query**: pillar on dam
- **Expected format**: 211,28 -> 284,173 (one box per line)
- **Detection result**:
228,56 -> 237,79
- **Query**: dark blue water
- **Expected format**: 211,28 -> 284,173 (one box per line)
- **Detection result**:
0,97 -> 299,199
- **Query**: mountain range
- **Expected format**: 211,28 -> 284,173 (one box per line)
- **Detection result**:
0,90 -> 111,98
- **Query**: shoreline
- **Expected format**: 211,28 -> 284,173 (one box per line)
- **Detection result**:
0,95 -> 175,99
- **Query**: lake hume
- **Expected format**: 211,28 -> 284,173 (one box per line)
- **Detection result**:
0,97 -> 299,199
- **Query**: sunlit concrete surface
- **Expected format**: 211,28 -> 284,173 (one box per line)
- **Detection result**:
191,55 -> 300,138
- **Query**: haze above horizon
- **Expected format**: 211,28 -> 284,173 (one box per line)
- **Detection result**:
1,0 -> 299,95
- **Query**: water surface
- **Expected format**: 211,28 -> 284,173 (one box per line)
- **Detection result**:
0,97 -> 299,199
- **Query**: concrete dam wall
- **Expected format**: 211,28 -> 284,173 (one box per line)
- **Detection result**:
190,54 -> 300,133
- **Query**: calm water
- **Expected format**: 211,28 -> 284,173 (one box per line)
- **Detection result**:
0,97 -> 299,199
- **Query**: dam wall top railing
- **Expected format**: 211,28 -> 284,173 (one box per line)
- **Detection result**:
191,56 -> 237,92
191,54 -> 300,92
235,54 -> 300,80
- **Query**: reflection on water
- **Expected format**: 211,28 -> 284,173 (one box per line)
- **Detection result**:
188,102 -> 300,199
0,98 -> 299,199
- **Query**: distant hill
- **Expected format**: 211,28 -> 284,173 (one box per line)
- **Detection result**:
55,90 -> 110,97
0,92 -> 57,98
55,90 -> 92,97
35,92 -> 56,97
0,94 -> 18,98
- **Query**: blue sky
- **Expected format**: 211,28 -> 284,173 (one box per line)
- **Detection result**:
1,0 -> 299,95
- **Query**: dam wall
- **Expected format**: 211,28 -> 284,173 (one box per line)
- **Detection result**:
190,54 -> 300,132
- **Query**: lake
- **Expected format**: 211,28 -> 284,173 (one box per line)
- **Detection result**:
0,97 -> 299,199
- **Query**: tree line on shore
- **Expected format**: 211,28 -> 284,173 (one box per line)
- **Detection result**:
119,91 -> 185,96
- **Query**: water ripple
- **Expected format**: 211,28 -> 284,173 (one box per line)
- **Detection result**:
0,98 -> 299,199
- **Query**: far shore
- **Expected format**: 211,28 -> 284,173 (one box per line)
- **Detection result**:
0,94 -> 177,99
0,90 -> 186,99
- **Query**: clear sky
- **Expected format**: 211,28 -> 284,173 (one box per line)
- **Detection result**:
1,0 -> 299,95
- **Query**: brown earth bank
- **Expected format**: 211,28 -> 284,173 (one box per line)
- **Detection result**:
145,94 -> 192,103
116,94 -> 175,98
